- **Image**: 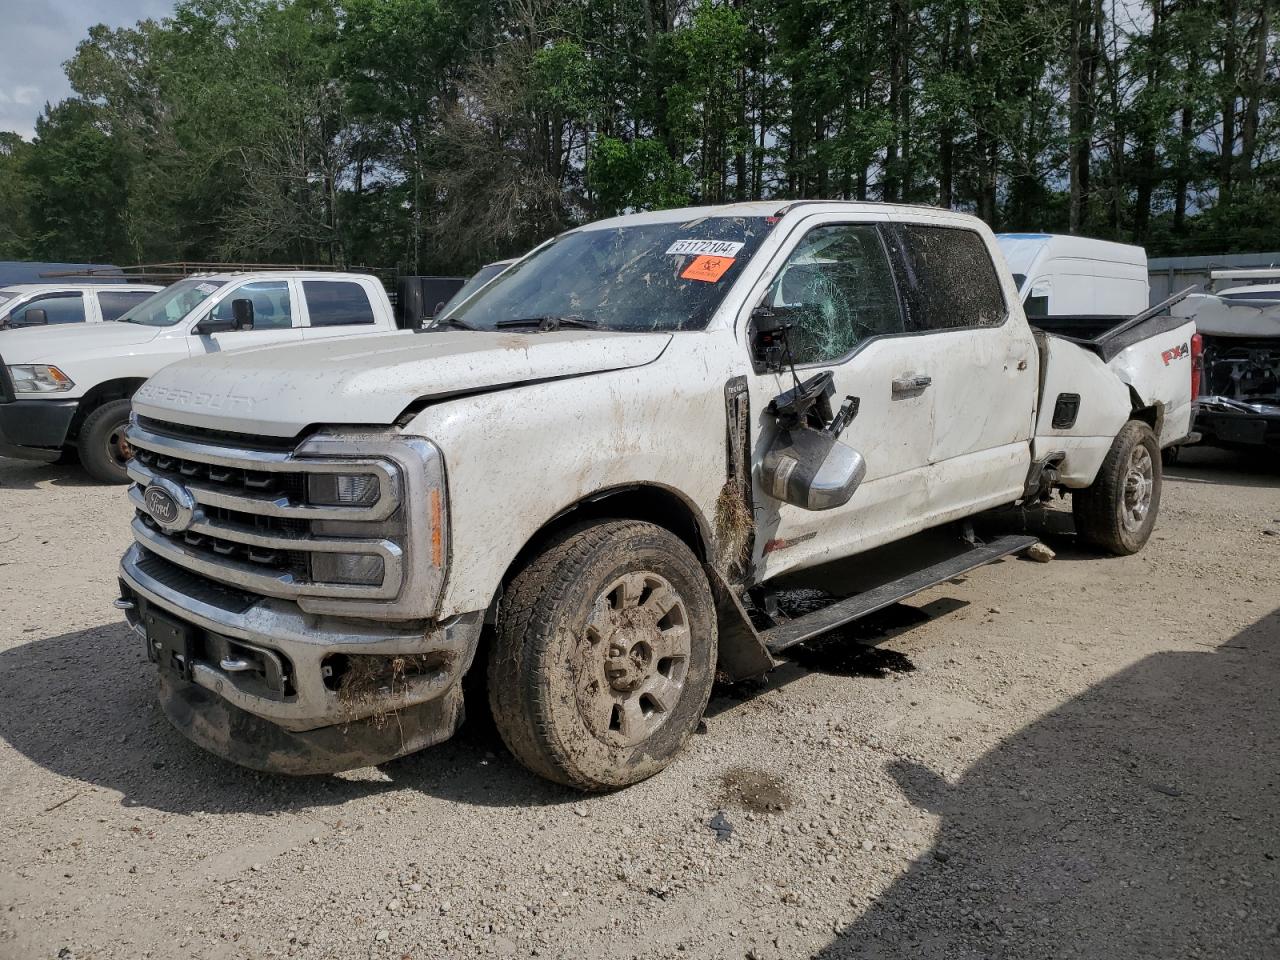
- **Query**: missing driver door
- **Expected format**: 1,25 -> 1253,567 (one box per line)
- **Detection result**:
745,215 -> 939,581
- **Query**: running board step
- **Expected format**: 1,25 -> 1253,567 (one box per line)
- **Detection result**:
762,534 -> 1039,654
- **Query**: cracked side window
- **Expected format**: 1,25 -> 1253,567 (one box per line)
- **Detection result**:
885,225 -> 1007,331
764,224 -> 902,365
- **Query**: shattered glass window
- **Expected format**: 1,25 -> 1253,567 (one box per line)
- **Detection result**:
764,225 -> 902,364
450,217 -> 772,332
885,225 -> 1008,331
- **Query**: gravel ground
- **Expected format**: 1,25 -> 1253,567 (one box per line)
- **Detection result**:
0,446 -> 1277,960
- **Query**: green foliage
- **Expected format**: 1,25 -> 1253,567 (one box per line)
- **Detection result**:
588,137 -> 692,215
0,133 -> 35,259
23,101 -> 131,262
0,0 -> 1276,269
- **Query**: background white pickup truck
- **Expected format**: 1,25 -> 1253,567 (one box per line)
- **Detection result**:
0,282 -> 162,329
0,271 -> 399,482
115,201 -> 1199,790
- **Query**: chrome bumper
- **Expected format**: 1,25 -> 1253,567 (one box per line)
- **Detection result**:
118,543 -> 483,734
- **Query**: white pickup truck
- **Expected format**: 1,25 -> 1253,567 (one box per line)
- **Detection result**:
0,282 -> 162,329
114,202 -> 1198,790
0,271 -> 398,482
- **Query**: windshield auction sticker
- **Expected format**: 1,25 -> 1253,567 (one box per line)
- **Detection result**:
666,239 -> 745,257
681,255 -> 736,283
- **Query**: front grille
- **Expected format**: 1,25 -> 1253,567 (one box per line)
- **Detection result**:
204,504 -> 311,535
133,552 -> 257,614
137,510 -> 311,579
133,445 -> 307,503
125,420 -> 406,604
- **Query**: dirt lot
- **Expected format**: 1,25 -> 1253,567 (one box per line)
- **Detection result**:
1,447 -> 1277,960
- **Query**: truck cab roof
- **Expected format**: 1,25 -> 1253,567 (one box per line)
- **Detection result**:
0,282 -> 161,295
581,199 -> 982,232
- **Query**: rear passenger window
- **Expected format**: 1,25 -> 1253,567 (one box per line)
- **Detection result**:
884,225 -> 1007,331
303,281 -> 376,327
98,290 -> 154,322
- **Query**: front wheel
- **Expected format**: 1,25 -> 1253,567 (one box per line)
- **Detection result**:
77,398 -> 134,484
1073,420 -> 1162,555
488,519 -> 717,790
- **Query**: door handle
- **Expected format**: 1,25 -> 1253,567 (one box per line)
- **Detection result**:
891,375 -> 932,396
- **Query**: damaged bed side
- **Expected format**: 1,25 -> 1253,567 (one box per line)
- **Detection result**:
1030,287 -> 1201,461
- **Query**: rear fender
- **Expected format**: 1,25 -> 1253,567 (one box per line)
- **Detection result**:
1107,320 -> 1197,446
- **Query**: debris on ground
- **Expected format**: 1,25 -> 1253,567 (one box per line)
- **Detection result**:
1024,542 -> 1056,562
718,766 -> 793,813
707,810 -> 734,841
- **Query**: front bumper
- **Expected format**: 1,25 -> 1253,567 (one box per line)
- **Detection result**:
0,398 -> 77,461
118,543 -> 484,772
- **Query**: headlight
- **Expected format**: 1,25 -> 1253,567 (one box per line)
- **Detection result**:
308,473 -> 380,506
8,364 -> 75,393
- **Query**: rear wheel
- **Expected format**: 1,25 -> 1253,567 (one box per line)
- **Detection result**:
1073,420 -> 1162,555
77,398 -> 134,484
488,520 -> 717,790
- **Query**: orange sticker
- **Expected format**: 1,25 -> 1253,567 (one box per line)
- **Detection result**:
681,254 -> 736,283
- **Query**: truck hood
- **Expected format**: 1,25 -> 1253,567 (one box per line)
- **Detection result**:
1174,292 -> 1280,338
132,329 -> 673,436
0,321 -> 160,362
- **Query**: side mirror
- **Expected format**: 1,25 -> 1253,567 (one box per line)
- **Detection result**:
194,315 -> 237,335
431,300 -> 446,319
16,308 -> 48,326
760,427 -> 866,511
231,298 -> 254,330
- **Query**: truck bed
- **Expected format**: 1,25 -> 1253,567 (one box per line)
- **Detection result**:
1031,313 -> 1189,363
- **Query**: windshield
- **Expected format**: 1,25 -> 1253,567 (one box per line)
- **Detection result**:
450,217 -> 773,332
0,291 -> 16,308
116,278 -> 228,327
437,262 -> 511,319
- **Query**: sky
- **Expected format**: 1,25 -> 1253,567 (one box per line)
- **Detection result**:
0,0 -> 175,140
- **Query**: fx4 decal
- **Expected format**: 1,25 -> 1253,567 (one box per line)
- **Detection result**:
1161,342 -> 1189,366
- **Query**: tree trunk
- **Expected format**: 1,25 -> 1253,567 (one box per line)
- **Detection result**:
1239,0 -> 1269,185
1132,0 -> 1166,242
1068,0 -> 1099,233
1219,0 -> 1239,204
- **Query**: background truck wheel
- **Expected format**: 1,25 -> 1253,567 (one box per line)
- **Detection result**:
1072,420 -> 1162,556
77,399 -> 134,484
488,519 -> 717,791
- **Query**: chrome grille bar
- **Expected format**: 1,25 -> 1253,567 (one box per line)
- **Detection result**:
132,518 -> 404,601
127,484 -> 401,558
126,457 -> 400,522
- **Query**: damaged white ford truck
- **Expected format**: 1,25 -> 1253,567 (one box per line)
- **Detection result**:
115,202 -> 1198,790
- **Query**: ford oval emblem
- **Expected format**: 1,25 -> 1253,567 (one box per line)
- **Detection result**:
142,479 -> 196,533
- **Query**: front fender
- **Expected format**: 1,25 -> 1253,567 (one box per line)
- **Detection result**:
403,338 -> 740,618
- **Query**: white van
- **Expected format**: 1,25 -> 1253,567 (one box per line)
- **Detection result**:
997,234 -> 1149,317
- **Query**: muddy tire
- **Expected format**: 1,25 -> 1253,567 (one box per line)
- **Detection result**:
488,519 -> 717,791
77,398 -> 133,484
1073,420 -> 1162,556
